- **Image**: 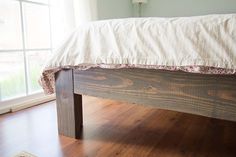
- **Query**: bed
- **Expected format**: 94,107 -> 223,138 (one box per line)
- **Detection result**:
40,14 -> 236,139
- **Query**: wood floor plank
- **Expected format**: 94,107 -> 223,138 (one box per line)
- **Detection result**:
0,96 -> 236,157
120,111 -> 180,157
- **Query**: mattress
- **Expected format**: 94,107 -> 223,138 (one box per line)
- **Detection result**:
40,14 -> 236,94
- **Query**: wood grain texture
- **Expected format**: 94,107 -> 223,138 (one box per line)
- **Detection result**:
74,68 -> 236,121
1,97 -> 236,157
55,69 -> 83,139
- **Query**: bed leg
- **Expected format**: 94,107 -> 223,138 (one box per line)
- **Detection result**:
55,69 -> 83,139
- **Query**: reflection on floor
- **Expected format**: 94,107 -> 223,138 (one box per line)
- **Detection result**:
0,96 -> 236,157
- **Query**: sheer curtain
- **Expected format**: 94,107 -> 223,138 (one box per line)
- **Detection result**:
50,0 -> 76,48
50,0 -> 98,48
73,0 -> 98,26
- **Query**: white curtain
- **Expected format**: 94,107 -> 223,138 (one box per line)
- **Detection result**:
50,0 -> 76,48
73,0 -> 98,26
49,0 -> 97,48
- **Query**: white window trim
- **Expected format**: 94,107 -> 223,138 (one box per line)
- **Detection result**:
0,0 -> 53,105
0,93 -> 55,114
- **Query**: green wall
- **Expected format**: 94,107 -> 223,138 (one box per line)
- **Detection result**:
140,0 -> 236,17
97,0 -> 133,19
98,0 -> 236,19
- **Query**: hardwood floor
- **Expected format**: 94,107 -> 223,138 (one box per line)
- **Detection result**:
0,96 -> 236,157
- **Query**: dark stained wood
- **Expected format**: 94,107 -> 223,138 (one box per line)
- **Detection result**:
73,68 -> 236,121
55,69 -> 83,139
0,97 -> 236,157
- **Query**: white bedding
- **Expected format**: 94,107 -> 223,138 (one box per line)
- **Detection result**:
41,14 -> 236,94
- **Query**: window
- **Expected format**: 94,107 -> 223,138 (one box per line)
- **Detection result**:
0,0 -> 52,101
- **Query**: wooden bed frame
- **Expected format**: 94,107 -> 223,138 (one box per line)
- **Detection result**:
55,68 -> 236,139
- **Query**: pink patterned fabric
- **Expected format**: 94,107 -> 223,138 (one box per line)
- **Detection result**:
40,64 -> 236,94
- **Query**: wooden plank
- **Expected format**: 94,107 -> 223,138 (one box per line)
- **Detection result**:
1,97 -> 236,156
74,68 -> 236,121
55,69 -> 83,139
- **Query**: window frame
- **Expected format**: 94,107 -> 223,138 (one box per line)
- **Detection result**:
0,0 -> 53,101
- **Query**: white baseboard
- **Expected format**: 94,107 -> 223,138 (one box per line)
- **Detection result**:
0,93 -> 55,114
11,94 -> 55,112
0,107 -> 10,115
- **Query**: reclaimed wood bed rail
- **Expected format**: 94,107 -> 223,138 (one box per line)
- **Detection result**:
55,68 -> 236,139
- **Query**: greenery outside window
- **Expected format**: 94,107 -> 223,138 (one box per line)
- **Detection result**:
0,0 -> 52,102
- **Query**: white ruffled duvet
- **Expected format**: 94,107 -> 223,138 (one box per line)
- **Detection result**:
41,14 -> 236,94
